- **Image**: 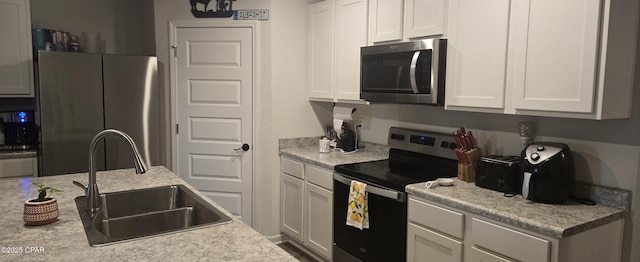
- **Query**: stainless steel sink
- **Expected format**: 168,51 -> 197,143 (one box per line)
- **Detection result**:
75,184 -> 233,246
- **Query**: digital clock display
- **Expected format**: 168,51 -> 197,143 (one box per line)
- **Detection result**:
410,134 -> 435,146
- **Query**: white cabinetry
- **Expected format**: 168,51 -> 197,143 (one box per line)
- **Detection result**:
510,0 -> 600,114
368,0 -> 447,45
280,157 -> 333,260
407,195 -> 624,262
368,0 -> 403,43
444,0 -> 511,110
308,1 -> 335,100
404,0 -> 447,39
407,197 -> 464,262
281,159 -> 304,242
0,0 -> 34,97
445,0 -> 638,119
309,0 -> 368,103
0,157 -> 38,178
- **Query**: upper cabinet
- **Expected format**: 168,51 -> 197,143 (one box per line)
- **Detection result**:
445,0 -> 639,120
445,0 -> 510,110
368,0 -> 403,44
0,0 -> 34,97
309,0 -> 368,103
510,0 -> 601,114
368,0 -> 447,45
308,1 -> 335,100
404,0 -> 447,39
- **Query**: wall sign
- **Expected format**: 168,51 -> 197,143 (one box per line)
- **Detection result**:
190,0 -> 237,18
234,9 -> 269,20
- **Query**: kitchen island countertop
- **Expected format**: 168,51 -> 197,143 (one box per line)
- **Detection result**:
0,166 -> 296,262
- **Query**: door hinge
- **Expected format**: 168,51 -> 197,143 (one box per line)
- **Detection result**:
171,45 -> 178,57
176,124 -> 179,134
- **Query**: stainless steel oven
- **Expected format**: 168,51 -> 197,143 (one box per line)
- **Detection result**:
332,127 -> 458,261
360,38 -> 447,105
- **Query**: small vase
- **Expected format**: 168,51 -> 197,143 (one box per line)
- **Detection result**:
23,198 -> 59,226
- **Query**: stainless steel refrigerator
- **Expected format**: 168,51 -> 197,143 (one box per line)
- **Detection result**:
36,51 -> 160,176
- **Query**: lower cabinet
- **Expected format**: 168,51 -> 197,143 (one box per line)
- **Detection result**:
407,195 -> 623,262
281,173 -> 304,242
407,196 -> 464,262
0,157 -> 37,178
304,182 -> 333,258
407,223 -> 463,262
280,157 -> 333,260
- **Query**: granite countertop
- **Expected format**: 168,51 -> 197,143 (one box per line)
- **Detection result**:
406,179 -> 627,239
0,166 -> 296,262
279,137 -> 389,169
0,150 -> 37,160
280,137 -> 627,240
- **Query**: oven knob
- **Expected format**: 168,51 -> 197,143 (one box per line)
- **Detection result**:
531,152 -> 540,161
537,145 -> 545,151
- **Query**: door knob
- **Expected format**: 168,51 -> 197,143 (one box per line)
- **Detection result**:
234,143 -> 250,152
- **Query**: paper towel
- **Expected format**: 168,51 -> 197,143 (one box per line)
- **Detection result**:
82,32 -> 101,53
333,106 -> 355,137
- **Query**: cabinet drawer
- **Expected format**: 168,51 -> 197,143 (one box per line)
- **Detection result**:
281,157 -> 304,179
0,157 -> 37,178
471,246 -> 511,262
305,164 -> 333,190
408,197 -> 464,239
471,218 -> 550,262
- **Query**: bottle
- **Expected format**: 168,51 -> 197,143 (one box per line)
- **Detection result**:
0,118 -> 4,145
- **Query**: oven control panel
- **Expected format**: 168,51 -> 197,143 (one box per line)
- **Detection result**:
388,127 -> 457,160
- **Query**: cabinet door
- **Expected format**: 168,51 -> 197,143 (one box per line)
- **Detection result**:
511,0 -> 601,113
407,223 -> 463,262
445,0 -> 511,109
304,182 -> 333,259
309,1 -> 335,100
281,174 -> 304,242
335,0 -> 367,101
0,0 -> 33,97
404,0 -> 447,39
368,0 -> 404,44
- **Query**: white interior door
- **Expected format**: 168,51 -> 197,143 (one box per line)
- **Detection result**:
171,21 -> 254,225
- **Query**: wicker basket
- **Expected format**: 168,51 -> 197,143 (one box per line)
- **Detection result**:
24,198 -> 59,226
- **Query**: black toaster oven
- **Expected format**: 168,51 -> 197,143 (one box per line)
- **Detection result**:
475,155 -> 521,194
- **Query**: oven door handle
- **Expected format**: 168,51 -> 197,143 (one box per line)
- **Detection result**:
334,173 -> 406,202
409,51 -> 421,94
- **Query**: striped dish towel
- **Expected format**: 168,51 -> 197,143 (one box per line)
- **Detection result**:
346,180 -> 369,230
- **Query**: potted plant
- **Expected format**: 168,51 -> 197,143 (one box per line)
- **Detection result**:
23,182 -> 62,226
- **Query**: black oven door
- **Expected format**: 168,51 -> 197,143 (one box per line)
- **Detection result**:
333,173 -> 407,262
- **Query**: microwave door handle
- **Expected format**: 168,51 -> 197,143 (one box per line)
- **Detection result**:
409,51 -> 421,94
334,173 -> 405,202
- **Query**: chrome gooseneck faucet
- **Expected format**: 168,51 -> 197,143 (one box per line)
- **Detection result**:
73,129 -> 148,214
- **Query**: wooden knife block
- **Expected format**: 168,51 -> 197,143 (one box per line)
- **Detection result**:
457,148 -> 483,182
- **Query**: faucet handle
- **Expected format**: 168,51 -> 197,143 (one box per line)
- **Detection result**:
73,180 -> 88,190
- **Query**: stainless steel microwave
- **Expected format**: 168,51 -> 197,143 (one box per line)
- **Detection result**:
360,38 -> 446,105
